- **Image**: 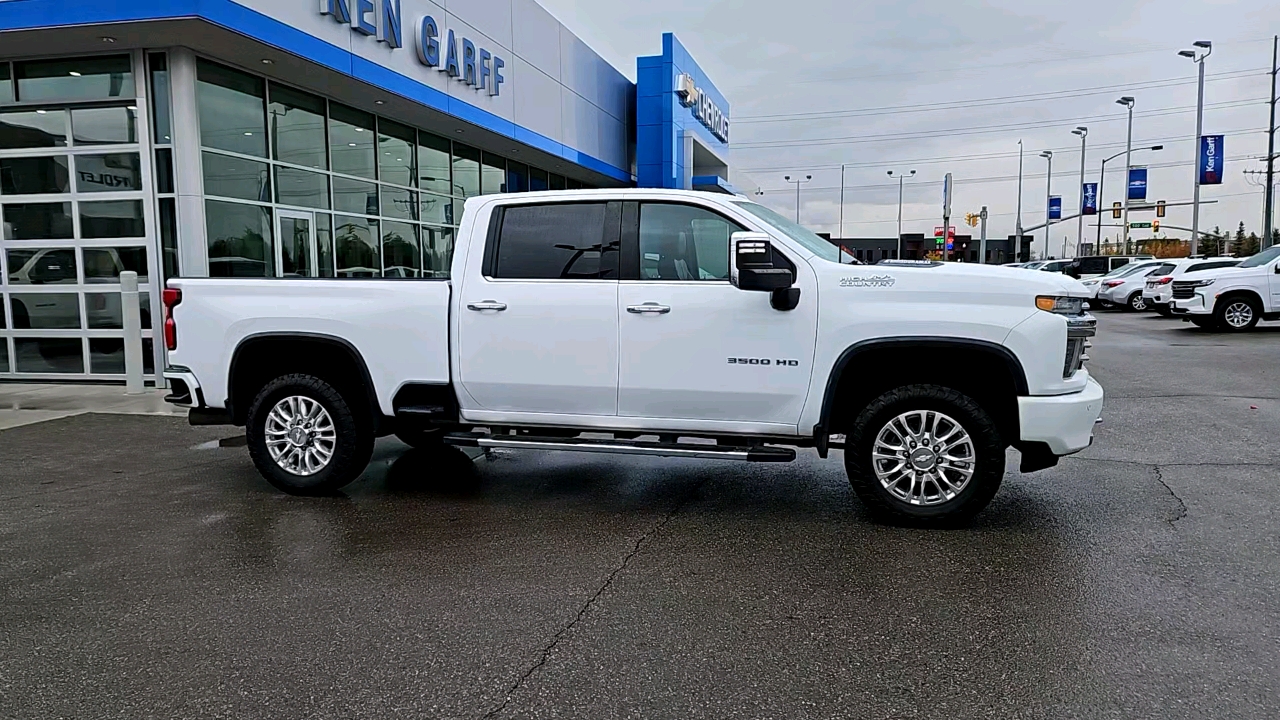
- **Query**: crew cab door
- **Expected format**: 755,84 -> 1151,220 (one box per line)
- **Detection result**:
456,201 -> 621,416
616,201 -> 818,430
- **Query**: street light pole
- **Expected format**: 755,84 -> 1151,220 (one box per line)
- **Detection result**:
887,169 -> 915,259
1265,35 -> 1278,248
1072,127 -> 1088,257
1096,145 -> 1163,250
1016,140 -> 1025,260
784,174 -> 812,224
1180,41 -> 1213,255
1040,150 -> 1053,260
838,164 -> 846,239
1118,96 -> 1136,254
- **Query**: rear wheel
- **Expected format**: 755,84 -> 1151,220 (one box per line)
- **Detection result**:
1154,304 -> 1173,317
246,373 -> 374,494
394,428 -> 444,449
1214,296 -> 1260,332
1127,292 -> 1147,312
844,384 -> 1006,526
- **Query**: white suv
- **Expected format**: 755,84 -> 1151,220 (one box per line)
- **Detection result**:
1092,259 -> 1171,311
1142,257 -> 1241,316
1172,246 -> 1280,331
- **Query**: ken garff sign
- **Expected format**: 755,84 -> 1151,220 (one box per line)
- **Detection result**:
1128,167 -> 1148,201
319,0 -> 507,97
1199,134 -> 1225,185
675,73 -> 729,143
1081,182 -> 1098,215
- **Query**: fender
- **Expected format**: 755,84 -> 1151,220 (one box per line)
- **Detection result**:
811,336 -> 1029,458
227,331 -> 381,425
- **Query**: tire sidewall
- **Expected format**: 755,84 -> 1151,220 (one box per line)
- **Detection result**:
1128,292 -> 1145,311
846,385 -> 1006,524
246,374 -> 371,494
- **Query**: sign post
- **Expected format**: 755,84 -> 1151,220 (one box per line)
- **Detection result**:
942,173 -> 953,261
979,206 -> 988,264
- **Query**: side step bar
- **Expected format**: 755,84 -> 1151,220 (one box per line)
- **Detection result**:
443,433 -> 796,463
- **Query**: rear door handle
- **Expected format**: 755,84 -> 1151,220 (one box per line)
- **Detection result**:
627,303 -> 671,315
467,301 -> 507,312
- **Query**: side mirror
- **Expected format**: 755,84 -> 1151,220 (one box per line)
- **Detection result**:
731,232 -> 799,311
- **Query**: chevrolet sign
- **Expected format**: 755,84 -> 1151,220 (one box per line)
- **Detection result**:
675,73 -> 729,144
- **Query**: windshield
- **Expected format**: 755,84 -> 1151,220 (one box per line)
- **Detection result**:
1117,262 -> 1161,278
732,200 -> 841,262
1238,245 -> 1280,268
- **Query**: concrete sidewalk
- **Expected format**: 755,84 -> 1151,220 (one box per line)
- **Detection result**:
0,383 -> 186,431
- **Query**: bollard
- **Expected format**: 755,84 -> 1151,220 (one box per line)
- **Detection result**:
120,271 -> 145,394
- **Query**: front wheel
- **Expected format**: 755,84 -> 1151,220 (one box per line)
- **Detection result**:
246,374 -> 374,495
845,385 -> 1006,526
1214,296 -> 1260,332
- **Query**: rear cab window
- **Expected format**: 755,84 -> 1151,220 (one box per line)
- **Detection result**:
487,202 -> 619,280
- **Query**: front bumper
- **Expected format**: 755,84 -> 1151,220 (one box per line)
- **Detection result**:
1018,377 -> 1105,456
1172,293 -> 1211,316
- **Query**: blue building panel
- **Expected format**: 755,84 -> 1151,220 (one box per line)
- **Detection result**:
635,32 -> 730,189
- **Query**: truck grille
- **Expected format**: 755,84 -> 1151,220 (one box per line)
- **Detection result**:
1172,281 -> 1197,300
1064,316 -> 1097,379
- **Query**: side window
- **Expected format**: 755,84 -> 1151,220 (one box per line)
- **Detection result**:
1078,257 -> 1107,275
492,202 -> 617,280
1110,257 -> 1131,271
638,203 -> 745,281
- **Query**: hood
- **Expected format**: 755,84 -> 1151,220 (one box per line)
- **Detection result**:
1179,265 -> 1258,282
921,261 -> 1089,296
828,261 -> 1090,303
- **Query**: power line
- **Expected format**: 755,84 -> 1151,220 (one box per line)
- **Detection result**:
735,68 -> 1266,124
733,99 -> 1267,150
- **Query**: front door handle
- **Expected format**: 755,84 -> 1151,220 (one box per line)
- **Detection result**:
467,301 -> 508,312
627,303 -> 671,315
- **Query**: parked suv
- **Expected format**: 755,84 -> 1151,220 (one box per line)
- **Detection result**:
1142,257 -> 1241,316
1065,255 -> 1155,281
1172,246 -> 1280,331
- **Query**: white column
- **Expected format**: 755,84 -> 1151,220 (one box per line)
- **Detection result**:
168,48 -> 208,277
131,49 -> 168,386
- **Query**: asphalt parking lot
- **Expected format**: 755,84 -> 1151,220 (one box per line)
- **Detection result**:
3,311 -> 1279,719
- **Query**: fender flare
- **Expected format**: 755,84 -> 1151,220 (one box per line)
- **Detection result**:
227,331 -> 380,425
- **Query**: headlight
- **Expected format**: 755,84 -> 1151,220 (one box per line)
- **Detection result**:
1036,295 -> 1085,315
1189,279 -> 1215,288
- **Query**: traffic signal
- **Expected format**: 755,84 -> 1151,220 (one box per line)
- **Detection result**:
964,213 -> 979,228
1156,200 -> 1166,218
1152,220 -> 1160,233
1112,201 -> 1123,219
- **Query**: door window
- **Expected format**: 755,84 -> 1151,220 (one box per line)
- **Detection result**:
492,203 -> 617,280
638,203 -> 744,280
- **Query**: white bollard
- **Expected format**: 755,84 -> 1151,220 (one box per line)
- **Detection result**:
120,271 -> 145,395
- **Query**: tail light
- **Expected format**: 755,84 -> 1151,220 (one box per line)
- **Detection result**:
162,287 -> 181,351
1103,279 -> 1125,287
1156,276 -> 1173,285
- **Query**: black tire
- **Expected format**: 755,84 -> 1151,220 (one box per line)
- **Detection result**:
845,384 -> 1006,526
1213,295 -> 1261,333
394,428 -> 444,449
246,373 -> 374,495
1126,291 -> 1146,312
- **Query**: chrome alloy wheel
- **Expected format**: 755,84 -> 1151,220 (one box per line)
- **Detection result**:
264,395 -> 337,476
872,410 -> 976,506
1223,301 -> 1254,329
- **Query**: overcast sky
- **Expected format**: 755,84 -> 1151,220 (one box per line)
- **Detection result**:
538,0 -> 1278,254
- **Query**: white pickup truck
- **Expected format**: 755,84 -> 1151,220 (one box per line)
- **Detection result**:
163,189 -> 1103,525
1170,245 -> 1280,331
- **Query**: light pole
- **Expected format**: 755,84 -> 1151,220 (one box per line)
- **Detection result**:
1072,127 -> 1087,257
1040,150 -> 1053,260
1096,144 -> 1163,249
1016,139 -> 1025,260
1118,96 -> 1136,254
784,174 -> 812,224
838,164 -> 846,239
1179,40 -> 1212,255
887,169 -> 915,259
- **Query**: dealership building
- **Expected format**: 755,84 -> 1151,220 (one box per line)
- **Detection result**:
0,0 -> 735,382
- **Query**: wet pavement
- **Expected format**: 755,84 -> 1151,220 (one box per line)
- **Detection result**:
2,311 -> 1279,718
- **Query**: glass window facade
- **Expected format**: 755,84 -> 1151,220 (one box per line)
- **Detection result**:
0,55 -> 154,378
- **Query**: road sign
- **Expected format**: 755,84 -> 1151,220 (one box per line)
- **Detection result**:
1129,221 -> 1152,229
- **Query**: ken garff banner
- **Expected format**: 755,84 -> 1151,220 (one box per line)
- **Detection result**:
1082,183 -> 1099,215
1049,196 -> 1062,220
1128,167 -> 1148,201
1199,135 -> 1225,185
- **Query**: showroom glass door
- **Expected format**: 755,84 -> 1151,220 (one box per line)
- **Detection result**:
276,210 -> 315,277
0,54 -> 159,379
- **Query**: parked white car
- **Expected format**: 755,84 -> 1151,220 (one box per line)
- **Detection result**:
163,188 -> 1103,526
1141,257 -> 1242,316
1093,259 -> 1172,311
1172,246 -> 1280,331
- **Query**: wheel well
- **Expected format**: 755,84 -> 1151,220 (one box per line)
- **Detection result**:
227,334 -> 379,428
1214,289 -> 1264,311
822,340 -> 1025,446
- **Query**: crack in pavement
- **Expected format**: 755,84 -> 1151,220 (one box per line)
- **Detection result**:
1153,465 -> 1188,528
1064,457 -> 1276,469
480,482 -> 703,719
